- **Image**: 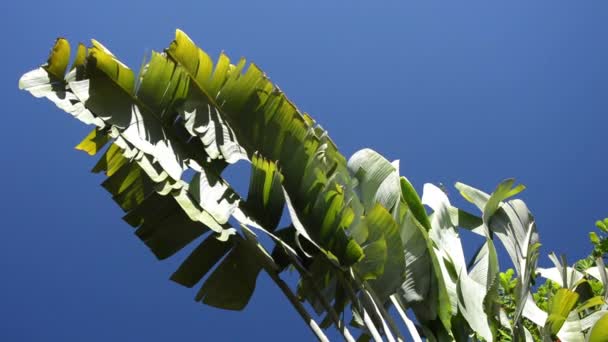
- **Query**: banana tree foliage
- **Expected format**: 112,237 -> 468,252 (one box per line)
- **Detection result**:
20,31 -> 608,342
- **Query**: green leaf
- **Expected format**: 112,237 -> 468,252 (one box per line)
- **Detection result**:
400,177 -> 432,231
577,296 -> 605,313
499,269 -> 515,291
556,309 -> 608,342
44,38 -> 70,80
455,237 -> 499,342
596,220 -> 608,233
241,153 -> 285,231
591,231 -> 601,245
545,288 -> 580,337
422,183 -> 467,320
70,43 -> 87,71
89,39 -> 135,94
356,239 -> 387,281
170,233 -> 234,287
397,210 -> 442,320
167,29 -> 363,266
454,181 -> 491,213
137,51 -> 189,119
455,179 -> 524,221
589,312 -> 608,342
122,192 -> 180,227
347,148 -> 400,215
195,237 -> 263,311
19,39 -> 104,127
136,210 -> 209,260
490,199 -> 539,324
360,204 -> 405,301
189,167 -> 239,225
456,180 -> 539,330
538,261 -> 585,290
447,206 -> 483,233
523,293 -> 548,327
423,184 -> 467,274
457,270 -> 495,341
587,258 -> 608,302
101,162 -> 148,196
483,179 -> 525,222
397,185 -> 453,335
21,32 -> 370,321
84,46 -> 190,181
107,166 -> 154,212
397,180 -> 447,326
75,128 -> 110,156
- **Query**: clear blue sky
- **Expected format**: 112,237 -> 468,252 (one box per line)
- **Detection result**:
1,1 -> 607,341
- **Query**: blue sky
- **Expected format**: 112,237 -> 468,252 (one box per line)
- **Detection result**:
1,1 -> 607,341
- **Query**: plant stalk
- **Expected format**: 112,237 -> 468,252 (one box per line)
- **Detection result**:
279,246 -> 357,342
390,295 -> 422,342
337,271 -> 384,341
266,270 -> 330,342
239,232 -> 330,342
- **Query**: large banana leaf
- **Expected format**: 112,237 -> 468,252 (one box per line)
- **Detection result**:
357,204 -> 405,301
422,183 -> 466,303
19,37 -> 291,311
347,148 -> 400,217
397,178 -> 453,340
295,149 -> 407,337
347,148 -> 452,337
167,30 -> 364,266
346,149 -> 406,299
456,179 -> 539,334
423,183 -> 498,341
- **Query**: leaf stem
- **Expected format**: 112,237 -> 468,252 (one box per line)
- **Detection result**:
390,295 -> 422,342
278,246 -> 357,342
350,270 -> 403,342
336,271 -> 384,341
266,270 -> 330,342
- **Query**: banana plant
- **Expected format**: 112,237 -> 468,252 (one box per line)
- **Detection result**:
19,31 -> 406,341
19,31 -> 608,342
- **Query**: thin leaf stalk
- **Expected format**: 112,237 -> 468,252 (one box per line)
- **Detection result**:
266,269 -> 330,342
240,234 -> 331,342
336,271 -> 384,341
351,270 -> 404,342
390,295 -> 422,342
277,245 -> 356,342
